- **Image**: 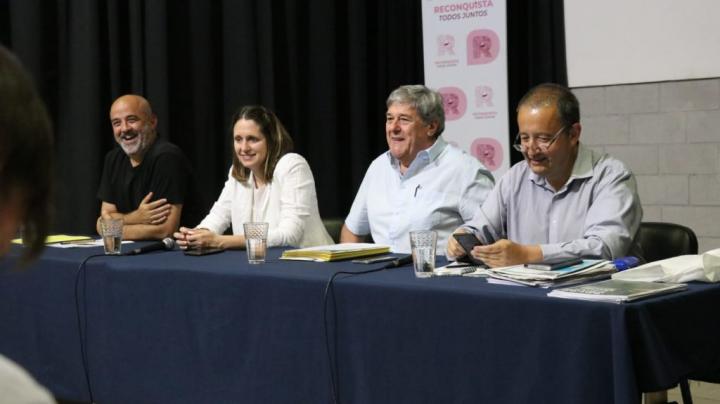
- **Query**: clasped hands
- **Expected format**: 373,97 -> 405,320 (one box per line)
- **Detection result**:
173,227 -> 219,250
124,192 -> 171,225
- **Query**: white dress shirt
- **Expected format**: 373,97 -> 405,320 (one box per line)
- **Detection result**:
345,136 -> 494,254
197,153 -> 333,248
464,144 -> 643,261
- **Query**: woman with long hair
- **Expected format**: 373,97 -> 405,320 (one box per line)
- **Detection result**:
174,105 -> 332,249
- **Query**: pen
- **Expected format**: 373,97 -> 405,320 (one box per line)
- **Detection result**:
60,239 -> 96,245
414,184 -> 422,197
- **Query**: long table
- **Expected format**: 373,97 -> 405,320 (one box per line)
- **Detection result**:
1,244 -> 719,403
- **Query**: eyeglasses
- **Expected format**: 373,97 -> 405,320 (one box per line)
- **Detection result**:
512,126 -> 567,153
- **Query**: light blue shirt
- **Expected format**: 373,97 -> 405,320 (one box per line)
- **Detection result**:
345,136 -> 495,254
465,144 -> 643,261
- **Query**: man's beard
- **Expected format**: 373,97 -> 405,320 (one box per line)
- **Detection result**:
119,126 -> 151,156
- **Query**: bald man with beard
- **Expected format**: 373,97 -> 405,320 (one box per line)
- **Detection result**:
96,94 -> 200,240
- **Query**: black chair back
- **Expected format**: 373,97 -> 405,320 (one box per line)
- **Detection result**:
635,222 -> 702,403
635,222 -> 698,262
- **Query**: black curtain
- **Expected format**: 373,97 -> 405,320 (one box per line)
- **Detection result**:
0,0 -> 565,235
507,0 -> 567,164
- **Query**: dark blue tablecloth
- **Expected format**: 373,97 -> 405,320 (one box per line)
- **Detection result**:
1,243 -> 719,404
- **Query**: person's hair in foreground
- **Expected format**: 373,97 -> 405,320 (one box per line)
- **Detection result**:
230,105 -> 294,183
0,45 -> 54,261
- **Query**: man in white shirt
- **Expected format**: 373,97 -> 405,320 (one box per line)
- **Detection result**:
341,85 -> 495,253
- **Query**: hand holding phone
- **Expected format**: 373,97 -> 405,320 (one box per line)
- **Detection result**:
452,233 -> 486,267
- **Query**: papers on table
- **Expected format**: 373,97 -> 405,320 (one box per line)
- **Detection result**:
485,259 -> 616,288
547,279 -> 688,303
280,243 -> 391,262
433,263 -> 479,277
463,267 -> 492,277
49,239 -> 133,248
12,234 -> 93,245
11,235 -> 134,249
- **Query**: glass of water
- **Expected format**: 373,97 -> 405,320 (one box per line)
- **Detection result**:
409,230 -> 437,278
243,222 -> 269,264
100,217 -> 123,255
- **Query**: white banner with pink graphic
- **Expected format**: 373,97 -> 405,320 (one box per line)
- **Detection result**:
421,0 -> 509,177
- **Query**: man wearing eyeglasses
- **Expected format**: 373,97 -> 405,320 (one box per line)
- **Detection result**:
447,82 -> 643,267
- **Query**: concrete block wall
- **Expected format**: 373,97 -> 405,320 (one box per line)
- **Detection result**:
573,78 -> 720,254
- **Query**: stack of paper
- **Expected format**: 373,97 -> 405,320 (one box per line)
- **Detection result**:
12,234 -> 93,245
486,259 -> 615,288
280,243 -> 391,262
433,263 -> 478,277
547,279 -> 687,303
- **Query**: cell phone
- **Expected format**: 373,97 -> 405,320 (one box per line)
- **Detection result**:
352,255 -> 397,264
452,233 -> 486,266
524,257 -> 583,271
184,247 -> 226,256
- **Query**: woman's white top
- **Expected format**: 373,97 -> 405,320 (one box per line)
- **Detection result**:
252,185 -> 269,222
197,153 -> 333,248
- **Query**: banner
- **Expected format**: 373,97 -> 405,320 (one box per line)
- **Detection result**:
421,0 -> 509,177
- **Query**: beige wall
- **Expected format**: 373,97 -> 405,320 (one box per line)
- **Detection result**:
573,78 -> 720,253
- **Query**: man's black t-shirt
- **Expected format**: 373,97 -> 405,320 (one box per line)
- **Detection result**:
97,138 -> 202,226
